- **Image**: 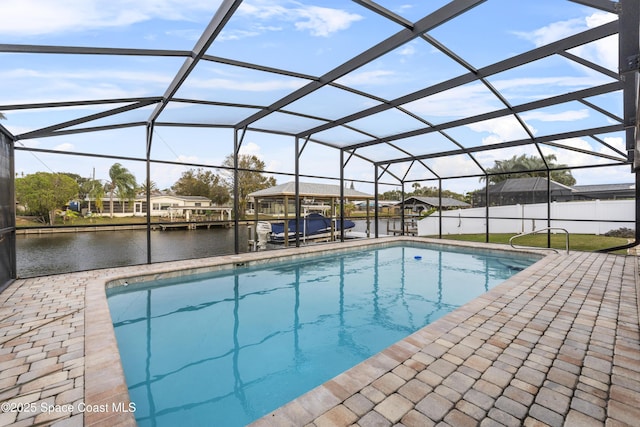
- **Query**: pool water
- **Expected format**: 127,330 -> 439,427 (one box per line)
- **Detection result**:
107,243 -> 539,427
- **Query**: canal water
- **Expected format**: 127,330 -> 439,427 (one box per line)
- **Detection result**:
16,221 -> 374,278
16,226 -> 247,278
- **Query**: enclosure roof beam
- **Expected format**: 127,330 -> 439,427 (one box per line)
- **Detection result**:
235,0 -> 487,130
337,4 -> 486,176
297,20 -> 618,139
568,0 -> 619,13
542,140 -> 626,162
202,53 -> 405,111
376,124 -> 624,166
15,122 -> 147,138
345,82 -> 622,150
0,97 -> 162,112
0,43 -> 190,57
558,51 -> 620,80
202,54 -> 318,81
15,100 -> 159,140
618,0 -> 640,168
146,0 -> 243,127
351,0 -> 413,29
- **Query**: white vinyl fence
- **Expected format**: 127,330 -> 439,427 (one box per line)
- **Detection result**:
418,199 -> 635,236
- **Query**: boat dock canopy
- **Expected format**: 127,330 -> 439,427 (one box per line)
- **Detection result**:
248,182 -> 374,200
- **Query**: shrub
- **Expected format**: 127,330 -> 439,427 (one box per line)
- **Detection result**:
604,227 -> 635,238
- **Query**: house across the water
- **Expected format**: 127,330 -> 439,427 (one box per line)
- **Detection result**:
85,194 -> 232,220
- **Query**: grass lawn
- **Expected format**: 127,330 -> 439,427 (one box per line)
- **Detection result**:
428,233 -> 630,254
16,216 -> 164,227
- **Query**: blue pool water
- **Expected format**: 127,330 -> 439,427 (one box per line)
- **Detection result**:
107,243 -> 539,427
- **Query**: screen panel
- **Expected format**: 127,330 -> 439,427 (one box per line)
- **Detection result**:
0,129 -> 16,287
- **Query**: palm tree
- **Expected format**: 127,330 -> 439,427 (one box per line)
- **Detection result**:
482,154 -> 576,186
411,182 -> 421,195
83,179 -> 104,214
138,180 -> 158,196
105,163 -> 137,217
0,112 -> 5,120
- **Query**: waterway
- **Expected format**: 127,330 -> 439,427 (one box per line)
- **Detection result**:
16,221 -> 374,278
16,226 -> 248,278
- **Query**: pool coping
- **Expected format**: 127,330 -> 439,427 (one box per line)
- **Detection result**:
84,236 -> 550,426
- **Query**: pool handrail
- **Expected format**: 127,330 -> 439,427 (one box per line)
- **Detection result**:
509,227 -> 570,255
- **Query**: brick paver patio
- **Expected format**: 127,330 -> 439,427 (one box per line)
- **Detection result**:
0,237 -> 639,426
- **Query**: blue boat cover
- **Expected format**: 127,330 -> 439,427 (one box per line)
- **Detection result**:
270,213 -> 355,240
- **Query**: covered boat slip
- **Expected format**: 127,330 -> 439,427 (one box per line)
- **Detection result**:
248,182 -> 374,247
266,212 -> 357,243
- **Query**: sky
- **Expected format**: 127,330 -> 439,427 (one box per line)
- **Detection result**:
0,0 -> 630,196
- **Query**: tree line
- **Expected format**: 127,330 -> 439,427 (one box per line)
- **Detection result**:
15,154 -> 274,225
16,153 -> 575,224
379,154 -> 575,203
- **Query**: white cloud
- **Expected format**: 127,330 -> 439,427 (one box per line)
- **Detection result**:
490,75 -> 615,105
430,155 -> 481,178
1,68 -> 171,85
175,154 -> 200,163
53,143 -> 75,151
492,75 -> 611,93
571,166 -> 633,185
150,153 -> 224,189
398,44 -> 416,57
473,146 -> 541,173
404,74 -> 610,130
521,109 -> 590,122
12,134 -> 40,148
514,17 -> 585,48
600,136 -> 625,154
514,12 -> 618,71
569,34 -> 618,73
540,137 -> 627,170
514,12 -> 616,47
0,0 -> 220,36
566,138 -> 633,184
238,1 -> 363,38
295,5 -> 362,37
336,70 -> 396,86
218,29 -> 263,41
0,67 -> 173,104
164,29 -> 203,41
467,116 -> 534,145
238,141 -> 262,156
188,76 -> 307,92
404,83 -> 503,118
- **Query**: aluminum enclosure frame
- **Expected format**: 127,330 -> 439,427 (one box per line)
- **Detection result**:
1,0 -> 639,278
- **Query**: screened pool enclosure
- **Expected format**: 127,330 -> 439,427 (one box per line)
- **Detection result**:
1,0 -> 639,287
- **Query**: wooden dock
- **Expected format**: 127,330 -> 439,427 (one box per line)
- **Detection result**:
386,217 -> 418,236
155,221 -> 232,231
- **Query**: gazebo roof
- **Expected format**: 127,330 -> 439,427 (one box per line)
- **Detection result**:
249,182 -> 373,199
400,196 -> 470,208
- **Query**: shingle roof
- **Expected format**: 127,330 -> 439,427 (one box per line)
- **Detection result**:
248,182 -> 373,199
487,177 -> 573,193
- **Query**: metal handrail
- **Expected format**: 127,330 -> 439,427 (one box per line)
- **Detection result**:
509,227 -> 570,255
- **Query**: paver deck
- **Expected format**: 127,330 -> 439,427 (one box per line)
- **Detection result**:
0,237 -> 639,427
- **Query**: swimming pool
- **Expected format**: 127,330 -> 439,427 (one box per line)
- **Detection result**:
107,242 -> 540,426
